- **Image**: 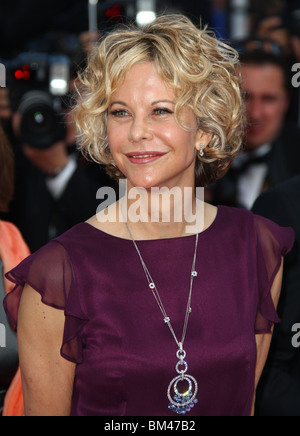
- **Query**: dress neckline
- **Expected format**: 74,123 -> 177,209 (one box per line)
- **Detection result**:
82,206 -> 222,243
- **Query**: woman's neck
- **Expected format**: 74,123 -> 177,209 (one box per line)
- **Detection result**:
119,183 -> 205,240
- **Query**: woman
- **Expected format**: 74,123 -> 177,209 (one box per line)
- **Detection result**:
4,15 -> 294,416
0,122 -> 29,415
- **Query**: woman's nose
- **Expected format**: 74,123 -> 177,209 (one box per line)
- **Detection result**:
128,117 -> 153,143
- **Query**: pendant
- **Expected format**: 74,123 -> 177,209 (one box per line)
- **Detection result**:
167,346 -> 198,415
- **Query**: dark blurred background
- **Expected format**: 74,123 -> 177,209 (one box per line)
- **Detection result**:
0,0 -> 214,59
1,1 -> 300,58
2,0 -> 218,56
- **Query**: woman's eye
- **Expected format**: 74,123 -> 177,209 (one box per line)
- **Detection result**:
110,108 -> 173,118
154,108 -> 173,116
111,110 -> 128,118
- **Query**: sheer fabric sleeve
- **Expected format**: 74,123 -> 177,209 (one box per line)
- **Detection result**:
3,240 -> 88,364
254,214 -> 295,334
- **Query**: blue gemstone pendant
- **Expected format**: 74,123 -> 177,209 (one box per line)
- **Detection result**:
167,346 -> 198,415
167,374 -> 198,414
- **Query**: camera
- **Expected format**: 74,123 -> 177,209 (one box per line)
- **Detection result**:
4,52 -> 71,149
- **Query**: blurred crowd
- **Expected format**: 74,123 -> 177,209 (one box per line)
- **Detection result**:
0,0 -> 300,416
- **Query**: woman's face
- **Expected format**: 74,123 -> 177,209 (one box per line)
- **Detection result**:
107,62 -> 204,191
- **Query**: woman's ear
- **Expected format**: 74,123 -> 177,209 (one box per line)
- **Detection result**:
195,130 -> 212,154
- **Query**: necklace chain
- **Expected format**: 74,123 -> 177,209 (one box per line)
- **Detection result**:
121,205 -> 200,414
124,219 -> 199,349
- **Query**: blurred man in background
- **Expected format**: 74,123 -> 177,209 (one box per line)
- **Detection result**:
210,41 -> 300,209
252,175 -> 300,416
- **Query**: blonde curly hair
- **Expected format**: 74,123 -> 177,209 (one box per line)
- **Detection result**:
73,14 -> 245,186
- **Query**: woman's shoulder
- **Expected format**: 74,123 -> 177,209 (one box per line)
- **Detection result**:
55,221 -> 100,245
216,205 -> 256,228
216,204 -> 281,228
55,219 -> 122,248
11,221 -> 110,275
218,205 -> 295,253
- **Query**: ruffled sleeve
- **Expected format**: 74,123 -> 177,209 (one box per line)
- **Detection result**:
3,240 -> 88,364
254,214 -> 295,334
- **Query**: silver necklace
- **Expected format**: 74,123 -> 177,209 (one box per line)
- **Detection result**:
122,216 -> 199,415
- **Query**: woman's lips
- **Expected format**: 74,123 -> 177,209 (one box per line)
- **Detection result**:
125,151 -> 167,165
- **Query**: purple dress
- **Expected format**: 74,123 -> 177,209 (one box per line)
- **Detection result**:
3,206 -> 295,416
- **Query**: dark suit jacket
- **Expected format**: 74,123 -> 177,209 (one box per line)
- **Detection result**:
211,125 -> 300,208
2,150 -> 118,253
252,175 -> 300,416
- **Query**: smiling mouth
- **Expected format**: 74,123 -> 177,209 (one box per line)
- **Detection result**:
125,152 -> 167,164
132,154 -> 158,158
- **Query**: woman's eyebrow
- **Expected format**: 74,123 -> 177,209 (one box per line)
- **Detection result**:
109,100 -> 176,108
109,101 -> 127,108
151,100 -> 175,105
